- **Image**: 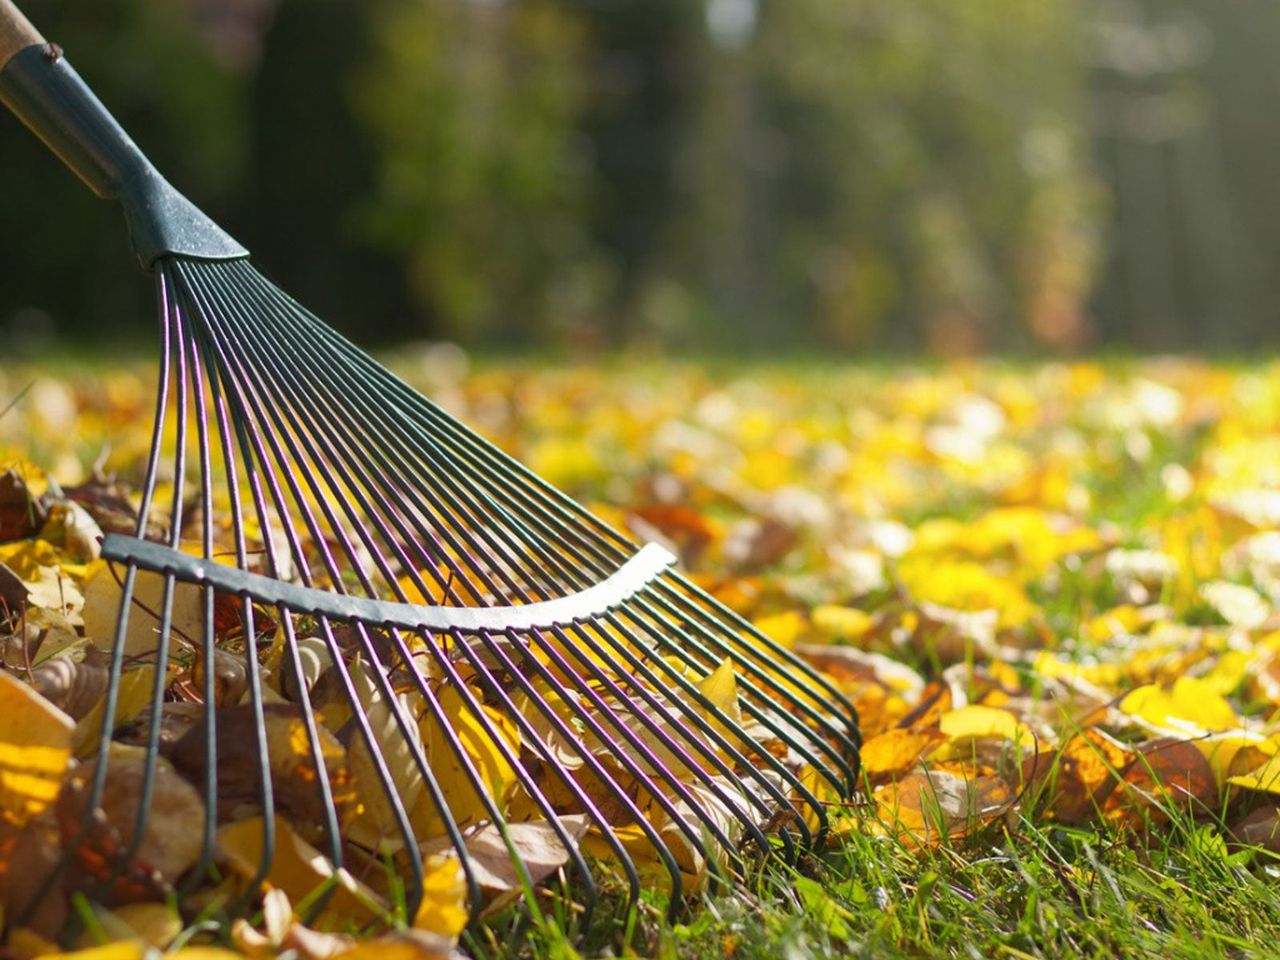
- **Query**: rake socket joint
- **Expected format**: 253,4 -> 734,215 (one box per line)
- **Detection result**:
0,44 -> 247,268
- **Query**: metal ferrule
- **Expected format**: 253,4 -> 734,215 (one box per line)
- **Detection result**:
0,44 -> 247,268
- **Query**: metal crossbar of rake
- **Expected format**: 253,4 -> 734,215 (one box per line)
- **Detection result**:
0,1 -> 861,932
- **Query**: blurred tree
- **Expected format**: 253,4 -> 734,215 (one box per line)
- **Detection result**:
245,0 -> 412,342
0,0 -> 249,350
354,0 -> 597,346
673,0 -> 1103,352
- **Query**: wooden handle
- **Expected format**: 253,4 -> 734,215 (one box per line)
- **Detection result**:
0,0 -> 43,70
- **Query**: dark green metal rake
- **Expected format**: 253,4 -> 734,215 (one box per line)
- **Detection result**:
0,1 -> 859,931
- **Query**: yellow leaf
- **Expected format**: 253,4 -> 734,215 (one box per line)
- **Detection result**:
31,947 -> 142,960
217,816 -> 388,926
170,950 -> 252,960
897,557 -> 1039,630
72,666 -> 156,758
810,605 -> 874,645
1196,731 -> 1278,786
749,610 -> 805,650
0,670 -> 73,826
938,705 -> 1031,743
5,928 -> 59,960
414,686 -> 518,837
696,658 -> 742,734
71,903 -> 180,950
860,728 -> 946,779
412,854 -> 468,941
1120,677 -> 1238,736
80,561 -> 204,657
1228,753 -> 1280,794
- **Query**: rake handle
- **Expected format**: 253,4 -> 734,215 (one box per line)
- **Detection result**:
0,0 -> 41,69
0,0 -> 247,266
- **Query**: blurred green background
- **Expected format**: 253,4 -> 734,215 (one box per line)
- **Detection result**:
0,0 -> 1274,355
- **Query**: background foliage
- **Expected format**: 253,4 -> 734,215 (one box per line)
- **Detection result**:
0,0 -> 1276,353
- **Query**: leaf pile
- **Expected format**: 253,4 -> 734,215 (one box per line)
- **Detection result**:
5,359 -> 1280,952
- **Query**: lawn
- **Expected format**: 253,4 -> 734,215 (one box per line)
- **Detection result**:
4,354 -> 1280,959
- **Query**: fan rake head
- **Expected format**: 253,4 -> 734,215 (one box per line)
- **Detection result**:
0,27 -> 861,934
61,257 -> 862,926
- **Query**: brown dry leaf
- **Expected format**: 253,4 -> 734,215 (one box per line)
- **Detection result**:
424,814 -> 592,894
872,768 -> 1014,846
169,703 -> 354,840
0,668 -> 73,825
0,469 -> 48,542
217,815 -> 389,926
897,681 -> 953,730
192,647 -> 248,708
860,728 -> 947,781
1104,738 -> 1218,827
0,561 -> 30,613
62,750 -> 206,884
1031,727 -> 1133,824
0,811 -> 67,938
1230,805 -> 1280,853
628,504 -> 716,565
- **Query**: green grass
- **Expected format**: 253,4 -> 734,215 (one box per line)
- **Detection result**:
458,804 -> 1280,960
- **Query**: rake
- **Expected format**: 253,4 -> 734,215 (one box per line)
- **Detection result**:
0,2 -> 860,932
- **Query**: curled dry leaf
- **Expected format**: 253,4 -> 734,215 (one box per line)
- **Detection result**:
30,645 -> 110,720
346,657 -> 427,847
192,646 -> 248,708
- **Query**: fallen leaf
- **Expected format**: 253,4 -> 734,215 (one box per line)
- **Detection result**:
0,470 -> 47,542
1105,738 -> 1218,826
71,902 -> 181,950
860,728 -> 947,781
217,816 -> 388,926
1029,727 -> 1132,823
170,703 -> 354,842
0,812 -> 66,938
1120,677 -> 1238,736
72,666 -> 156,757
412,855 -> 469,940
62,751 -> 206,884
31,646 -> 110,720
872,769 -> 1014,845
81,561 -> 204,657
0,668 -> 73,825
424,814 -> 591,894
